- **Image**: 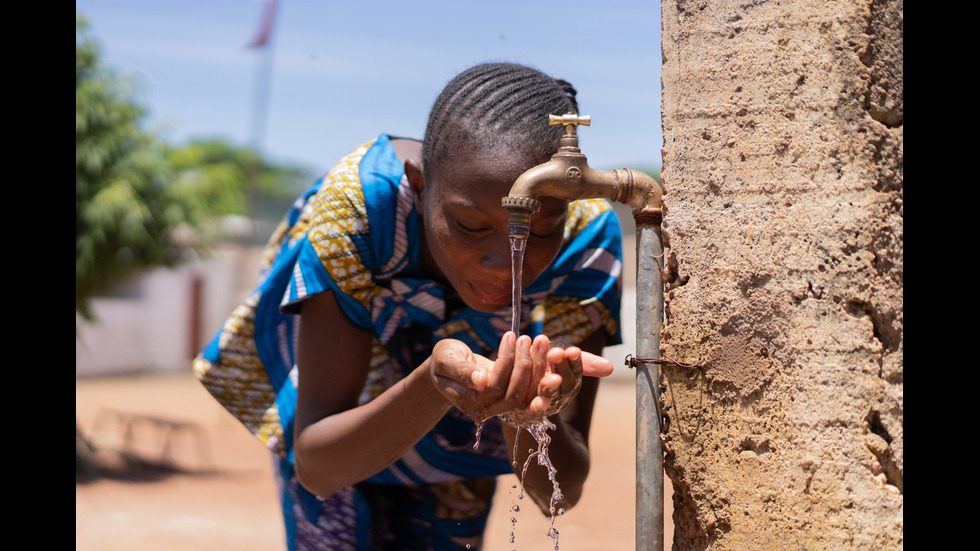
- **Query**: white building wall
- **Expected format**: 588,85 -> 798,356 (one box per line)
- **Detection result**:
75,246 -> 264,378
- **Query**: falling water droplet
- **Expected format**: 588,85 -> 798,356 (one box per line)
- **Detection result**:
548,526 -> 561,550
473,420 -> 485,450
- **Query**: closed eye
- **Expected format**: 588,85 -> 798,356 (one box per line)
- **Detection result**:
456,221 -> 490,234
530,224 -> 562,239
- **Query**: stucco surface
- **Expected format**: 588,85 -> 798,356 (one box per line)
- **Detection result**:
658,0 -> 902,548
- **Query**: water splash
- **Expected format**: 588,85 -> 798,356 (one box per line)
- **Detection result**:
521,419 -> 563,521
473,420 -> 485,450
506,417 -> 563,550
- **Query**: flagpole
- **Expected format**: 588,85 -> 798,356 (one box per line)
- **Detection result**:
249,43 -> 275,159
245,0 -> 279,241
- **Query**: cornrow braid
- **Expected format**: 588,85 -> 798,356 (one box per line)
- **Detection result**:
421,62 -> 579,179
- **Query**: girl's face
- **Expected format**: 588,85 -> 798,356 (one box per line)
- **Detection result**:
406,148 -> 568,313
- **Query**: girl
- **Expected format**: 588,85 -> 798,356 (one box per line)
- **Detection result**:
195,62 -> 624,550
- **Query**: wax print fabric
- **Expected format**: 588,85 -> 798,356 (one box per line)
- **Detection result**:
194,134 -> 623,550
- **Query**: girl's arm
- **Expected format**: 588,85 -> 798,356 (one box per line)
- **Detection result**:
291,289 -> 563,499
292,290 -> 455,499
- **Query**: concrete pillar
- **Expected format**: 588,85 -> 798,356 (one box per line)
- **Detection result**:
658,0 -> 902,548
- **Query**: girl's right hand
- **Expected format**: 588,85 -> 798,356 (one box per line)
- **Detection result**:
426,337 -> 496,421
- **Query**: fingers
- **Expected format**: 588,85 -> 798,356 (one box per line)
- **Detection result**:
494,334 -> 546,410
481,332 -> 557,415
564,346 -> 584,379
430,339 -> 488,394
487,331 -> 517,395
527,334 -> 549,395
529,395 -> 550,413
505,335 -> 534,405
530,372 -> 562,413
545,347 -> 613,378
436,333 -> 615,421
580,351 -> 614,378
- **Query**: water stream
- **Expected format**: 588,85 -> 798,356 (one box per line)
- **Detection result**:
472,234 -> 565,550
508,235 -> 563,550
510,236 -> 526,336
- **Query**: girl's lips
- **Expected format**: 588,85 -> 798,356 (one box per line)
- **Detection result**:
471,283 -> 510,305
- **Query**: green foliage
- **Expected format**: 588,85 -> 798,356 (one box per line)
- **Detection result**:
76,14 -> 185,319
76,13 -> 312,319
167,140 -> 254,226
167,139 -> 310,229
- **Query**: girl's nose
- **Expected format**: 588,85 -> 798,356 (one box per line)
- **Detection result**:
479,244 -> 513,280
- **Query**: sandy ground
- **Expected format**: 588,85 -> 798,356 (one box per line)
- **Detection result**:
76,371 -> 672,550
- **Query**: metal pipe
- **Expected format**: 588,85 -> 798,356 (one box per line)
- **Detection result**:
634,220 -> 664,551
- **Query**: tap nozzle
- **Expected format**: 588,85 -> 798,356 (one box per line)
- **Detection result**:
502,196 -> 539,239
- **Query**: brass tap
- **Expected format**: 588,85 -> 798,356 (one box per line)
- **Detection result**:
502,113 -> 664,238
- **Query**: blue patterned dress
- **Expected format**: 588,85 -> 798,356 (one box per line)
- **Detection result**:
194,135 -> 623,550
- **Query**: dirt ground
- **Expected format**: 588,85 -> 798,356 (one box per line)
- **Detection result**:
76,371 -> 673,550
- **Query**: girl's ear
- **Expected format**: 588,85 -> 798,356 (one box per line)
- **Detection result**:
405,159 -> 425,212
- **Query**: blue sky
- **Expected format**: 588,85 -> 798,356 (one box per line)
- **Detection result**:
77,1 -> 662,178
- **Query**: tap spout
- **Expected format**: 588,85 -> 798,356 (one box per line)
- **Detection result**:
502,114 -> 664,238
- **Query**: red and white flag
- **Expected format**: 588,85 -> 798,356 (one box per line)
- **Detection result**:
247,0 -> 279,48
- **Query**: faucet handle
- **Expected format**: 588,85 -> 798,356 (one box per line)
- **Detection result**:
549,113 -> 591,129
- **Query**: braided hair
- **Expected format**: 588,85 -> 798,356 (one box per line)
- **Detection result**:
421,62 -> 579,179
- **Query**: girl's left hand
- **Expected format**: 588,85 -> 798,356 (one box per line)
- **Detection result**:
489,333 -> 613,424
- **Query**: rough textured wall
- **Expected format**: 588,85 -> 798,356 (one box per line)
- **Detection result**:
658,0 -> 902,549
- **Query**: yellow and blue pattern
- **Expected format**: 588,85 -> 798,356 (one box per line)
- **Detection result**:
193,134 -> 623,550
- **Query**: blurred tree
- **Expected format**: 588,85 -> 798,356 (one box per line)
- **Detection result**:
76,13 -> 311,321
76,13 -> 190,319
168,138 -> 311,242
